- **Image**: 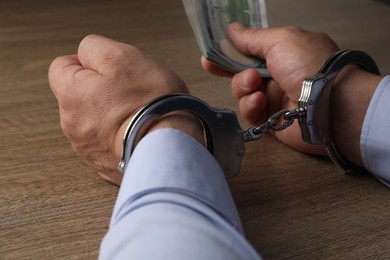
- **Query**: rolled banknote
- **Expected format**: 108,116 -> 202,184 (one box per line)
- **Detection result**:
183,0 -> 270,77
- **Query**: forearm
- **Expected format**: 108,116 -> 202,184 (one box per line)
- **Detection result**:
100,129 -> 261,259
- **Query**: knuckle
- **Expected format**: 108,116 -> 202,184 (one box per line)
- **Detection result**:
79,34 -> 101,47
48,57 -> 66,90
101,44 -> 139,66
48,56 -> 63,74
278,26 -> 306,40
282,26 -> 305,34
100,46 -> 142,77
79,34 -> 141,66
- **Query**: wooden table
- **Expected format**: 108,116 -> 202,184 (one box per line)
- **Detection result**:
1,0 -> 389,259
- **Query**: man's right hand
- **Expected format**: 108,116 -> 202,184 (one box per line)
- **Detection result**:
202,24 -> 383,166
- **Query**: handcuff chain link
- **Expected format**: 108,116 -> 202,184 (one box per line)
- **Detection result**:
243,107 -> 306,142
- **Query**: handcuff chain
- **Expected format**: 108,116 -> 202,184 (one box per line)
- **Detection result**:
243,107 -> 306,142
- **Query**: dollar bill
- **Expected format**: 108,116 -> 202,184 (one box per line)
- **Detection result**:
182,0 -> 270,77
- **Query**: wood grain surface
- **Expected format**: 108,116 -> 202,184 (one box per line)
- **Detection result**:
0,0 -> 389,259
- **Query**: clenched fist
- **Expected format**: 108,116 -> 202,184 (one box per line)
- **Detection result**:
49,35 -> 191,185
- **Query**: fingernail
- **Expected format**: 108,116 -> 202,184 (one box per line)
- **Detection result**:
232,22 -> 245,32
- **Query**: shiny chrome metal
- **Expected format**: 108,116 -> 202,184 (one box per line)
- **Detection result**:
298,50 -> 380,172
244,108 -> 306,142
119,94 -> 245,179
299,50 -> 380,144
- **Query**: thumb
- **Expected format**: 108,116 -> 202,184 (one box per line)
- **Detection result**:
228,22 -> 272,60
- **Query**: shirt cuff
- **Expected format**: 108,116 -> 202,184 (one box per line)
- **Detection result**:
111,128 -> 243,233
361,75 -> 390,187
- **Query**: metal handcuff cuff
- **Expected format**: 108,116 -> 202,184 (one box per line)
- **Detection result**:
119,50 -> 380,178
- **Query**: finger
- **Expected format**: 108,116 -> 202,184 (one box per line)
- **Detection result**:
48,54 -> 83,97
239,91 -> 267,126
231,69 -> 263,98
228,22 -> 274,59
200,56 -> 234,77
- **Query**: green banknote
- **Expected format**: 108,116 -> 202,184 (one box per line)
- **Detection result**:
183,0 -> 270,77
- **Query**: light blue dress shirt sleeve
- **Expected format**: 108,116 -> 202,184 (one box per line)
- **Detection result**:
361,75 -> 390,187
99,129 -> 261,260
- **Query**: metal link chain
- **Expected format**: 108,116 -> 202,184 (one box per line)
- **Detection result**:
244,107 -> 306,142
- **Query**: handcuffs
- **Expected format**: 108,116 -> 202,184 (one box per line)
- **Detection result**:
119,50 -> 380,178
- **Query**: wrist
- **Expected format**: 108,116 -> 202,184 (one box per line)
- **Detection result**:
114,111 -> 205,162
145,111 -> 205,144
330,65 -> 383,166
